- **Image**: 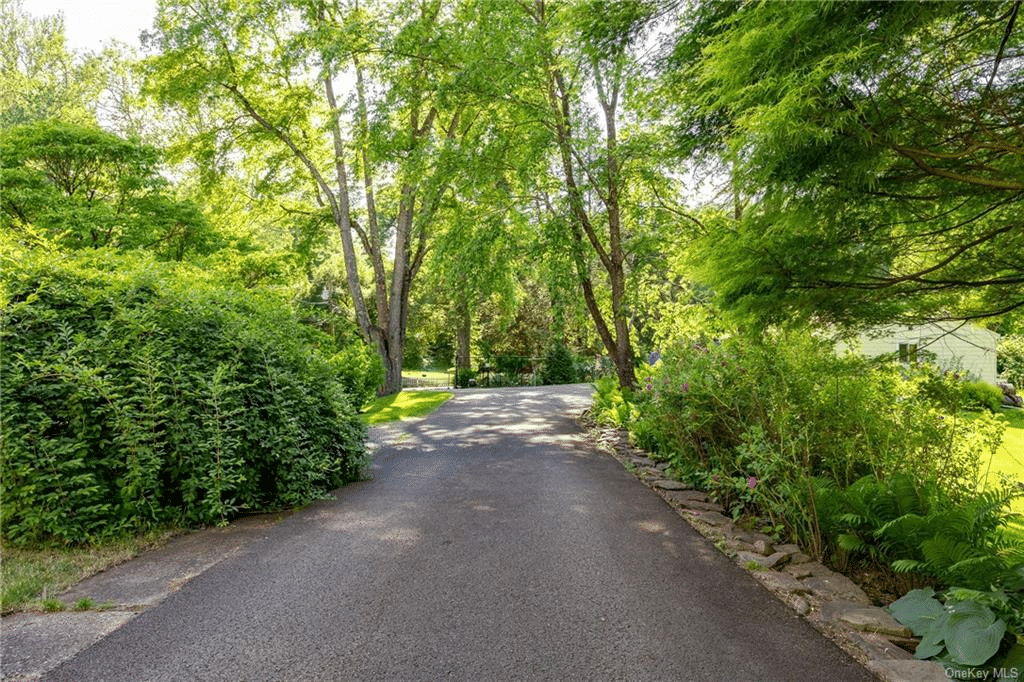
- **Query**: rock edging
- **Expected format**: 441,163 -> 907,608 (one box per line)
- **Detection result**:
588,422 -> 948,682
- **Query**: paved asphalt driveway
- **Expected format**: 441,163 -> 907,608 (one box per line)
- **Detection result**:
41,384 -> 876,681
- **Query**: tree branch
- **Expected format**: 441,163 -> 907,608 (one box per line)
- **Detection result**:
891,144 -> 1024,190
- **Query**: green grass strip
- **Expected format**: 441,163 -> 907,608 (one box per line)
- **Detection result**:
361,390 -> 453,425
2,529 -> 176,614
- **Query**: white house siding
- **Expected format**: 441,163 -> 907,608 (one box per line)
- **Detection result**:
837,323 -> 1001,385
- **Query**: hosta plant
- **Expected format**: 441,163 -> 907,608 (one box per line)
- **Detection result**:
889,587 -> 1024,675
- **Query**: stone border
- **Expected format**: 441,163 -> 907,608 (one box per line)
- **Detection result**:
586,422 -> 949,682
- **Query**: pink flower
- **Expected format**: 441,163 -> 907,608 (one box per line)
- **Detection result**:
747,476 -> 758,490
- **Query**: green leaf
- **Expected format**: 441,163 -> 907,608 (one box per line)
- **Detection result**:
999,642 -> 1024,673
915,610 -> 950,661
942,601 -> 1005,667
888,588 -> 943,638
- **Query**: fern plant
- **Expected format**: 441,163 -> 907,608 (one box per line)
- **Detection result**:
590,377 -> 636,428
885,488 -> 1024,596
833,474 -> 940,562
832,474 -> 1024,622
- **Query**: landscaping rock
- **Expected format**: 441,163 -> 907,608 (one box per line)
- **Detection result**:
723,539 -> 757,554
752,570 -> 812,597
753,539 -> 775,556
735,550 -> 789,570
818,602 -> 912,637
783,561 -> 832,579
788,552 -> 813,565
690,510 -> 732,528
782,564 -> 815,580
789,595 -> 812,616
847,632 -> 918,663
735,550 -> 770,568
662,489 -> 708,504
866,659 -> 948,682
774,544 -> 812,564
652,479 -> 690,491
727,529 -> 763,545
677,499 -> 726,513
803,574 -> 872,605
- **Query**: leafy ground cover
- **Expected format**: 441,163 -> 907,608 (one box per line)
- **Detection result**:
361,391 -> 453,425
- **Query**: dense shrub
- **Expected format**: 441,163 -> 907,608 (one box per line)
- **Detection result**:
628,331 -> 1005,559
999,335 -> 1024,390
960,380 -> 1006,413
331,342 -> 385,409
912,364 -> 1005,413
455,367 -> 477,388
1,252 -> 374,545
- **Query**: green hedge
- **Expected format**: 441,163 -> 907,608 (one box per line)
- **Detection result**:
1,252 -> 375,545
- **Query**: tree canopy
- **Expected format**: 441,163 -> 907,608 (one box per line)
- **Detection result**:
1,120 -> 212,259
676,0 -> 1024,329
6,0 -> 1021,398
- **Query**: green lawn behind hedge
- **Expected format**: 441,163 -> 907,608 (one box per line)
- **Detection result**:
361,391 -> 453,425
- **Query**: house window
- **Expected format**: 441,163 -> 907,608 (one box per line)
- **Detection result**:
899,343 -> 918,364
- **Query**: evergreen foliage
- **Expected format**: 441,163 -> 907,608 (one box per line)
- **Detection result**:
540,343 -> 578,386
1,251 -> 373,545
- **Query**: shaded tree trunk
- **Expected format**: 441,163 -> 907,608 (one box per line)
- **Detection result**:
455,297 -> 471,382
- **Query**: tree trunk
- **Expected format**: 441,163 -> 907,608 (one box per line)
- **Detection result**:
544,54 -> 637,390
379,335 -> 404,396
455,297 -> 471,381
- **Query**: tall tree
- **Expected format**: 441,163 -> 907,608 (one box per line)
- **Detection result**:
0,0 -> 105,126
513,0 -> 667,389
675,1 -> 1024,328
144,0 -> 479,394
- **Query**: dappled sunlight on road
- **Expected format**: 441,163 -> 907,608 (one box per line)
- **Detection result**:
635,519 -> 668,534
368,384 -> 594,456
379,527 -> 421,544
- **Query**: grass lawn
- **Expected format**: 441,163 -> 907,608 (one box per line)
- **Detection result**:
401,369 -> 452,389
361,390 -> 453,425
402,369 -> 451,382
1,529 -> 177,614
984,409 -> 1024,535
